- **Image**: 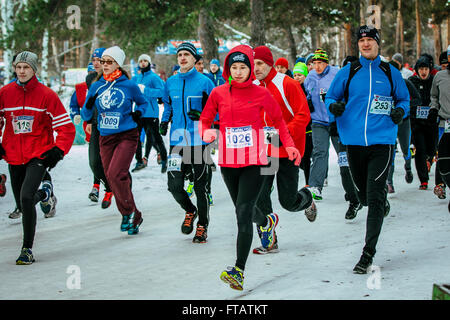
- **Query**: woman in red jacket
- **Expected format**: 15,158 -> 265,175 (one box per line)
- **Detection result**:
199,45 -> 300,290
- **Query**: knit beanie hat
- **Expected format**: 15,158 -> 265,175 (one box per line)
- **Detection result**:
414,56 -> 432,73
87,62 -> 95,73
253,46 -> 274,66
92,48 -> 106,59
357,25 -> 380,45
102,46 -> 126,67
228,51 -> 251,70
138,54 -> 152,64
439,51 -> 448,65
305,53 -> 315,65
176,42 -> 198,58
312,48 -> 329,63
275,57 -> 289,69
392,53 -> 403,65
210,59 -> 220,66
293,62 -> 308,77
14,51 -> 38,72
295,57 -> 306,64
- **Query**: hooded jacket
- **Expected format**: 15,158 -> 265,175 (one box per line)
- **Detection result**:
409,71 -> 434,126
131,68 -> 164,118
430,68 -> 450,125
254,67 -> 310,158
81,74 -> 149,136
0,76 -> 75,165
199,45 -> 295,168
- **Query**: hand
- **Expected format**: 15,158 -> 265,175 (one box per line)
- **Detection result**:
73,115 -> 81,125
85,94 -> 98,110
130,110 -> 142,124
390,107 -> 405,124
138,84 -> 145,93
427,108 -> 438,124
85,123 -> 92,135
285,146 -> 301,166
203,129 -> 217,143
329,101 -> 346,117
41,146 -> 64,169
267,133 -> 283,148
159,121 -> 169,136
187,110 -> 201,121
0,143 -> 5,160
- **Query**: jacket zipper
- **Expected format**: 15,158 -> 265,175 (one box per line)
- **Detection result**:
364,61 -> 373,146
181,79 -> 189,143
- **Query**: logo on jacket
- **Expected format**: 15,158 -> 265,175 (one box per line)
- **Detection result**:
99,88 -> 125,110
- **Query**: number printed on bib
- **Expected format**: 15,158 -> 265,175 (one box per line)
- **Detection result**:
167,154 -> 182,172
370,95 -> 393,115
338,151 -> 349,167
13,115 -> 34,134
100,112 -> 120,130
225,126 -> 253,149
416,106 -> 430,119
263,126 -> 278,145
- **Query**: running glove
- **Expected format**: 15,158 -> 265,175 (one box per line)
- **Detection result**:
0,144 -> 5,160
41,146 -> 64,169
329,101 -> 346,117
159,121 -> 169,136
390,107 -> 404,124
130,110 -> 142,124
187,110 -> 201,121
427,108 -> 438,124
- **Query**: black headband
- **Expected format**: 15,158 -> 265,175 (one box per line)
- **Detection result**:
228,52 -> 251,70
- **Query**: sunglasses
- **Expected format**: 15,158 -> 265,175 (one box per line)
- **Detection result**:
100,60 -> 115,65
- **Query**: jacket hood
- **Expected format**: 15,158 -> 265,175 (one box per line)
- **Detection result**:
222,45 -> 255,85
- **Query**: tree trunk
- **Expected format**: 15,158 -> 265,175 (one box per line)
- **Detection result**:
395,0 -> 402,53
415,0 -> 422,59
250,0 -> 265,47
350,1 -> 361,56
41,28 -> 49,85
431,0 -> 442,63
284,24 -> 297,65
90,0 -> 101,54
198,6 -> 218,69
344,23 -> 353,56
1,0 -> 14,84
51,37 -> 61,77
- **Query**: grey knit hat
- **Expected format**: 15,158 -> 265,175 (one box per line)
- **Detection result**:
14,51 -> 38,72
392,53 -> 403,65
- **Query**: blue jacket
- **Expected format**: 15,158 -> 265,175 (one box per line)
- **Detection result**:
325,55 -> 410,146
161,67 -> 215,146
205,70 -> 225,87
304,65 -> 339,125
69,91 -> 80,119
81,75 -> 149,136
131,69 -> 164,118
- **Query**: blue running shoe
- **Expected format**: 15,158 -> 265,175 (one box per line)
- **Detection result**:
16,248 -> 35,265
208,193 -> 214,206
186,182 -> 194,198
40,181 -> 57,218
121,214 -> 132,232
220,266 -> 244,290
259,213 -> 279,250
128,212 -> 143,235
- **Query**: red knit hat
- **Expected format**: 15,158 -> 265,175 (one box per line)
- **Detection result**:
253,46 -> 274,66
275,57 -> 289,69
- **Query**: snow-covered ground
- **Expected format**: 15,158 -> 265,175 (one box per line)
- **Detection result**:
0,135 -> 449,300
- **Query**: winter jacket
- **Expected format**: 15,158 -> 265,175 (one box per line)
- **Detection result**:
325,55 -> 410,146
304,65 -> 339,125
161,66 -> 215,147
205,70 -> 226,87
430,68 -> 450,126
254,67 -> 310,158
69,82 -> 91,142
409,74 -> 435,127
0,76 -> 75,165
199,44 -> 295,168
81,74 -> 149,136
131,69 -> 164,118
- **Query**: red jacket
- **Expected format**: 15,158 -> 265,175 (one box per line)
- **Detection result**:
199,45 -> 295,168
0,76 -> 75,165
254,67 -> 310,158
74,82 -> 91,142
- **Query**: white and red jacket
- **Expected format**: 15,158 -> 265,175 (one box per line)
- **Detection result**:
0,76 -> 75,165
199,45 -> 295,168
254,67 -> 310,158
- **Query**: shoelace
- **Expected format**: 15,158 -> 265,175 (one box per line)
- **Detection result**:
195,225 -> 206,237
183,212 -> 195,226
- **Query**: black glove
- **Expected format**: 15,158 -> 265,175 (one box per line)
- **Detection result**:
130,110 -> 142,124
85,94 -> 98,110
329,101 -> 346,117
41,146 -> 64,169
390,107 -> 405,124
157,98 -> 163,104
187,110 -> 201,121
427,108 -> 438,124
159,121 -> 168,136
329,122 -> 338,137
0,143 -> 5,160
307,99 -> 315,113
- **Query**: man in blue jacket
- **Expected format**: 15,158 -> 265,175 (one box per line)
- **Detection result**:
326,25 -> 410,274
205,59 -> 225,87
160,42 -> 215,243
131,54 -> 167,173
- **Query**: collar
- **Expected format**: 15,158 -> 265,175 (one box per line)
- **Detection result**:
15,75 -> 39,90
359,55 -> 381,68
178,66 -> 197,79
259,67 -> 277,86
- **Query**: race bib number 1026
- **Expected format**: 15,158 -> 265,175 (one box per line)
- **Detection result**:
225,126 -> 253,149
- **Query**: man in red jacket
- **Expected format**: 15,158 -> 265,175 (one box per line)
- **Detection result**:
252,45 -> 317,254
0,51 -> 75,265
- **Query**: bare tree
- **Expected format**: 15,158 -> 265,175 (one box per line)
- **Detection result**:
198,7 -> 219,69
415,0 -> 422,58
250,0 -> 265,47
431,0 -> 442,63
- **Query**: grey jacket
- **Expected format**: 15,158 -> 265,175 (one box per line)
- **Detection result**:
430,68 -> 450,126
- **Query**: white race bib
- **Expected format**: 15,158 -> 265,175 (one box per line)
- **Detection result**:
416,106 -> 430,119
370,95 -> 393,115
12,115 -> 34,134
263,126 -> 278,145
100,112 -> 120,130
225,126 -> 253,149
338,151 -> 349,167
167,154 -> 182,172
445,119 -> 450,133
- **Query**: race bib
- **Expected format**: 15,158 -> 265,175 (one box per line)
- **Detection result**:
370,95 -> 393,115
319,88 -> 327,103
445,119 -> 450,133
225,126 -> 253,149
100,112 -> 120,130
167,154 -> 182,172
416,106 -> 430,119
338,151 -> 349,167
263,126 -> 278,145
12,115 -> 34,134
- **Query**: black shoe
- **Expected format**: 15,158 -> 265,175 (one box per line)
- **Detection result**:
181,210 -> 198,234
297,187 -> 313,211
384,199 -> 390,217
161,160 -> 167,174
192,224 -> 208,243
353,251 -> 373,274
405,170 -> 413,184
345,202 -> 363,220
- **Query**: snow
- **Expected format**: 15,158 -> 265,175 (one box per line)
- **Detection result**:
0,109 -> 449,300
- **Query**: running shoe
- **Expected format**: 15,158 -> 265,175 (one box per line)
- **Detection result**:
220,266 -> 244,291
181,210 -> 198,234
